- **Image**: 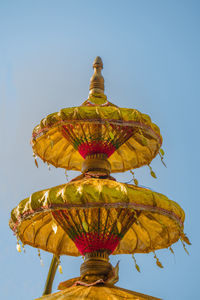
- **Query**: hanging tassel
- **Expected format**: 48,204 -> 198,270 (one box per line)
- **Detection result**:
65,170 -> 69,182
130,170 -> 139,186
132,254 -> 140,273
148,165 -> 157,179
16,240 -> 21,253
153,252 -> 163,268
181,232 -> 191,245
160,149 -> 165,156
47,163 -> 51,171
159,149 -> 167,168
33,153 -> 39,168
58,258 -> 63,274
180,239 -> 190,255
169,246 -> 174,255
38,249 -> 44,266
169,246 -> 176,263
22,243 -> 26,253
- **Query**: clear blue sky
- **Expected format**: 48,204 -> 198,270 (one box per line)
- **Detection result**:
0,1 -> 199,299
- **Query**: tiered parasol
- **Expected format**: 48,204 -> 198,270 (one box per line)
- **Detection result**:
9,57 -> 190,300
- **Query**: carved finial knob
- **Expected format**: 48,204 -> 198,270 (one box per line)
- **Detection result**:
89,56 -> 105,95
93,56 -> 103,69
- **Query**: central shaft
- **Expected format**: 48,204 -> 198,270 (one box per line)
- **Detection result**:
81,153 -> 111,175
80,251 -> 112,281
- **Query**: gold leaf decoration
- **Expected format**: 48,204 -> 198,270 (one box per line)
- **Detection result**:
156,259 -> 163,268
132,254 -> 141,273
16,243 -> 21,253
149,165 -> 157,178
153,252 -> 164,268
65,170 -> 69,182
160,149 -> 165,156
181,240 -> 190,255
181,233 -> 191,245
135,263 -> 141,273
58,264 -> 63,274
161,158 -> 167,168
34,158 -> 39,168
130,170 -> 139,186
150,170 -> 157,179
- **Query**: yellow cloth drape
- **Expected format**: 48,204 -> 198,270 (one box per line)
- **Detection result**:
32,96 -> 162,172
10,178 -> 184,256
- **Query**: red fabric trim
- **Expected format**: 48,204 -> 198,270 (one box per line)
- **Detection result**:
72,279 -> 104,287
74,232 -> 120,255
78,141 -> 116,158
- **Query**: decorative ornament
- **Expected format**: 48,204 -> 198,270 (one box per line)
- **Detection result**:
9,57 -> 190,300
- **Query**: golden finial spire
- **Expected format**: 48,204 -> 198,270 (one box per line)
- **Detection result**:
89,56 -> 105,96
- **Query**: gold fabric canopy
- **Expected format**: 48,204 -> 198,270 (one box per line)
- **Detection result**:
9,57 -> 190,299
32,57 -> 162,173
32,94 -> 162,173
36,284 -> 161,300
10,178 -> 184,256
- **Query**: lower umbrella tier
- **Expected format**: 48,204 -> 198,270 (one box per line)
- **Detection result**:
9,178 -> 185,256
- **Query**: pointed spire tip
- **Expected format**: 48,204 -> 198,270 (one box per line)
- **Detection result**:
93,56 -> 103,69
89,56 -> 105,96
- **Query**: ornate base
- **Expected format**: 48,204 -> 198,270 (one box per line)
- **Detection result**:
81,154 -> 111,175
80,251 -> 112,281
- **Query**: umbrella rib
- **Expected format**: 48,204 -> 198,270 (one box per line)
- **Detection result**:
131,227 -> 139,252
45,230 -> 54,249
33,217 -> 52,245
146,213 -> 170,246
137,218 -> 152,250
126,139 -> 139,167
19,213 -> 47,241
56,232 -> 66,254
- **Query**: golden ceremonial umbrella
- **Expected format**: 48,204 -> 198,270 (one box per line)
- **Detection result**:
10,176 -> 188,299
10,178 -> 185,257
31,57 -> 162,173
9,57 -> 190,299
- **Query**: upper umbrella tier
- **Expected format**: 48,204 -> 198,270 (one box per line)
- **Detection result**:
31,57 -> 162,173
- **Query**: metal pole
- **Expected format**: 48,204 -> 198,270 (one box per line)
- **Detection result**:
43,255 -> 59,295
